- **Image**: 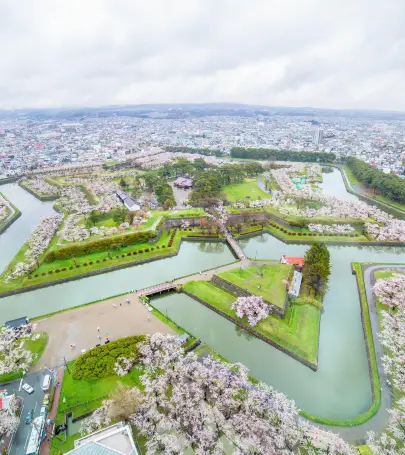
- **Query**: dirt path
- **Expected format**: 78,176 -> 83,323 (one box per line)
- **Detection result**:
33,296 -> 175,370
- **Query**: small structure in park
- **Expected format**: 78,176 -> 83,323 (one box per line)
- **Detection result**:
116,190 -> 141,211
280,254 -> 304,271
288,270 -> 303,300
173,177 -> 193,189
70,422 -> 138,455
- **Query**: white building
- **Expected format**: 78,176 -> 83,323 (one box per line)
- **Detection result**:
68,422 -> 138,455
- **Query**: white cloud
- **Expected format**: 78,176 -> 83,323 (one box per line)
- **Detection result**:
0,0 -> 404,110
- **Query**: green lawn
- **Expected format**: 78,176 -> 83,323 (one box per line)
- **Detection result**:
217,264 -> 292,309
223,179 -> 269,202
183,280 -> 320,365
51,362 -> 144,454
0,332 -> 48,385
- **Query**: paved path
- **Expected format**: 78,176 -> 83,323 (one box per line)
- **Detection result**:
315,264 -> 404,444
39,367 -> 64,455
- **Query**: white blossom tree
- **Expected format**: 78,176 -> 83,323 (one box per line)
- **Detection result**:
373,273 -> 405,310
0,326 -> 35,376
0,410 -> 19,437
130,333 -> 354,455
232,295 -> 270,326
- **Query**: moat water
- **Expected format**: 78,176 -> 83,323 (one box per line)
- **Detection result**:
0,169 -> 403,422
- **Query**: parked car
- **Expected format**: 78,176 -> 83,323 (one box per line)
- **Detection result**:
43,394 -> 50,406
25,409 -> 34,424
22,383 -> 34,394
39,405 -> 48,417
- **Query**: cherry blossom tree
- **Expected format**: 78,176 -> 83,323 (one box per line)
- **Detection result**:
0,325 -> 35,376
232,295 -> 270,326
131,334 -> 354,455
0,410 -> 19,437
373,273 -> 405,310
367,273 -> 405,454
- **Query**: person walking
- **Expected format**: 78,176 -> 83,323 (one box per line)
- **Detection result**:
97,327 -> 100,332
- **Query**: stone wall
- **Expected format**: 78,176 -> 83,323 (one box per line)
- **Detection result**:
211,275 -> 286,318
181,289 -> 317,371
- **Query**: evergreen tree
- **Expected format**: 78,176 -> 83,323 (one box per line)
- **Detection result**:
302,242 -> 331,297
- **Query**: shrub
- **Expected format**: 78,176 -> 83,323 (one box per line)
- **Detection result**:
138,249 -> 143,253
116,256 -> 119,259
144,248 -> 150,252
291,233 -> 296,236
96,260 -> 100,263
72,335 -> 145,380
298,232 -> 302,236
55,269 -> 60,273
48,270 -> 53,275
44,230 -> 154,262
62,268 -> 66,271
156,246 -> 160,249
28,276 -> 32,279
76,264 -> 81,268
83,263 -> 88,266
34,274 -> 39,278
121,254 -> 125,258
133,251 -> 137,255
102,258 -> 107,261
150,247 -> 154,251
69,266 -> 73,270
89,261 -> 93,265
42,272 -> 46,276
127,252 -> 132,256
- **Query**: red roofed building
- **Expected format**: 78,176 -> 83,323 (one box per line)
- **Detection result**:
280,254 -> 304,270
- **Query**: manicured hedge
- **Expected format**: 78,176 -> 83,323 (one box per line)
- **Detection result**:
72,335 -> 145,380
44,231 -> 154,261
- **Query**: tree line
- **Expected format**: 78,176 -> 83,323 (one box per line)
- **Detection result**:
345,157 -> 405,204
230,147 -> 336,163
189,162 -> 263,203
165,146 -> 224,157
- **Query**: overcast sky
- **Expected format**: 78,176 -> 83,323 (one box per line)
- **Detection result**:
1,0 -> 405,111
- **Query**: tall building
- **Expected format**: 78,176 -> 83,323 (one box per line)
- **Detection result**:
313,128 -> 324,145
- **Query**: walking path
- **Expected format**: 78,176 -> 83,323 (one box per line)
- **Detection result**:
40,367 -> 65,455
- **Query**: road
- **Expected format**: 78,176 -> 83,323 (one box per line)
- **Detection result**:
2,369 -> 56,455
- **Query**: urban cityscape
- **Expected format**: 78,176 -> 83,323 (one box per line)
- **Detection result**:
1,107 -> 405,178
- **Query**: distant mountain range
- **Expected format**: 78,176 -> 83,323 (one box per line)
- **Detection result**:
1,103 -> 405,121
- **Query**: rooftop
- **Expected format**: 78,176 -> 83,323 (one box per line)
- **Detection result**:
71,422 -> 138,455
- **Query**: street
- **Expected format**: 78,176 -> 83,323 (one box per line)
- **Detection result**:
2,369 -> 55,455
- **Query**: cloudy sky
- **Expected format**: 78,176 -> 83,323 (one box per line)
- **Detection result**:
1,0 -> 405,111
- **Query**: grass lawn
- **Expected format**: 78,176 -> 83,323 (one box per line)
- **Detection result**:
51,362 -> 144,454
183,280 -> 320,365
0,332 -> 48,385
223,179 -> 269,202
217,264 -> 292,309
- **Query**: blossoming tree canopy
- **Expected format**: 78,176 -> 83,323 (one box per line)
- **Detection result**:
232,295 -> 270,326
367,273 -> 405,454
373,273 -> 405,310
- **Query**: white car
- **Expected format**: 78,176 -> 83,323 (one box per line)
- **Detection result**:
22,383 -> 34,394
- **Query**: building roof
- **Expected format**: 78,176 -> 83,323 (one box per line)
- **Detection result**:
281,255 -> 305,267
5,317 -> 29,328
71,423 -> 138,455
